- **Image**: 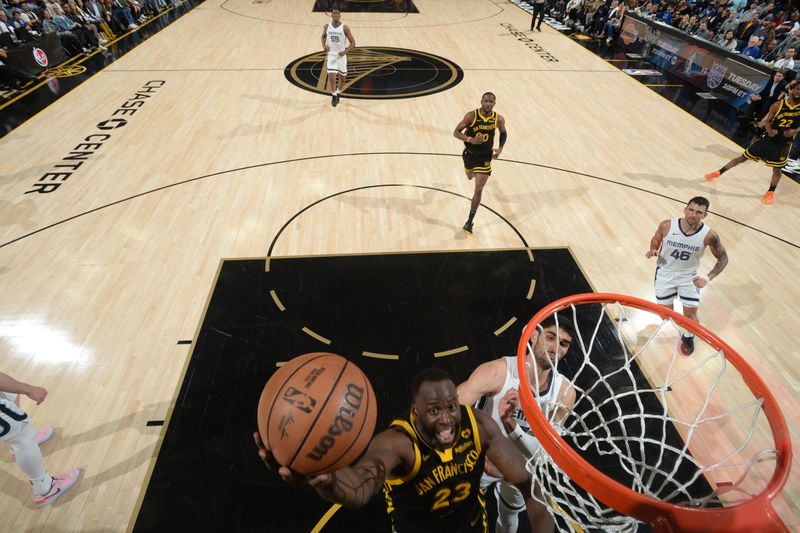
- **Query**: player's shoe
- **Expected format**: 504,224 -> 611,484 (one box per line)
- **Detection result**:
704,170 -> 721,181
332,93 -> 340,108
680,335 -> 695,356
463,221 -> 473,234
762,191 -> 775,204
33,468 -> 81,508
11,426 -> 54,459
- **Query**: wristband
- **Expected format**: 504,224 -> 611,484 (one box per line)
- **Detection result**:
508,424 -> 524,442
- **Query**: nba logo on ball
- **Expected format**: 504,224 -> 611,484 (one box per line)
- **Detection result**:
257,353 -> 377,475
32,48 -> 48,67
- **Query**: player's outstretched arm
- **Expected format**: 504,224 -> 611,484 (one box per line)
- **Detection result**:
254,428 -> 410,509
456,358 -> 507,406
307,429 -> 408,508
646,219 -> 669,258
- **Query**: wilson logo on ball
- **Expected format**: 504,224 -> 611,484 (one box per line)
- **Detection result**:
306,383 -> 364,462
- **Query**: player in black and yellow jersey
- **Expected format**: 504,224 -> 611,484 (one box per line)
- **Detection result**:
705,80 -> 800,204
453,93 -> 508,233
382,384 -> 489,532
255,368 -> 553,533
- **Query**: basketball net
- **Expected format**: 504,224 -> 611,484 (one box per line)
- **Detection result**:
517,294 -> 791,533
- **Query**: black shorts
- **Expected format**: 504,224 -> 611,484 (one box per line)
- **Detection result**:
744,136 -> 793,167
462,149 -> 492,175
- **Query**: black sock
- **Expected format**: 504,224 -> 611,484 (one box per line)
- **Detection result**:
719,167 -> 728,174
467,211 -> 476,223
769,184 -> 777,191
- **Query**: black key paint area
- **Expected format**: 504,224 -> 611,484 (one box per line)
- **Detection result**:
134,249 -> 709,532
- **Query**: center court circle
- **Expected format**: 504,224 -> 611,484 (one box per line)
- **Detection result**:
285,47 -> 464,99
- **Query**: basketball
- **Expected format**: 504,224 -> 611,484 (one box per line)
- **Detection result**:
256,352 -> 377,476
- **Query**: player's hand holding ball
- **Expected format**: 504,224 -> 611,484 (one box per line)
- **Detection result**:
253,431 -> 334,486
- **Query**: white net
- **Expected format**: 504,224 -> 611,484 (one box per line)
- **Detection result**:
523,300 -> 780,532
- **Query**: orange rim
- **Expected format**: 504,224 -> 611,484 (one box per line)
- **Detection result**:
516,293 -> 792,532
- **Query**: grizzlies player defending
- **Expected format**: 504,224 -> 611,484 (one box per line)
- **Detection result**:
704,80 -> 800,204
453,92 -> 507,234
321,8 -> 355,107
646,197 -> 728,355
458,315 -> 573,533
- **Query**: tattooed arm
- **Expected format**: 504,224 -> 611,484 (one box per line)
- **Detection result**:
255,427 -> 413,509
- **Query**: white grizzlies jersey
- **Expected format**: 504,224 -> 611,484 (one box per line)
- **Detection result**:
480,356 -> 565,438
0,396 -> 28,440
325,22 -> 346,55
656,218 -> 710,272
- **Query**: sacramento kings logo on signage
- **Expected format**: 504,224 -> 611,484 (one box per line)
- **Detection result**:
707,62 -> 728,89
285,47 -> 463,100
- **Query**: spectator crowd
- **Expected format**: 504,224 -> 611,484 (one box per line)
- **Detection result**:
1,0 -> 180,92
546,0 -> 800,73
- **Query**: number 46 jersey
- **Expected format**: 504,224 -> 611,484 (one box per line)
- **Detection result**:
657,218 -> 710,272
383,405 -> 487,533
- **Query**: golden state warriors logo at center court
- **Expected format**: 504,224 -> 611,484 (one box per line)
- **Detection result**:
285,47 -> 463,99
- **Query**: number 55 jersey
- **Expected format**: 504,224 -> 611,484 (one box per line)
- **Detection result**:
383,405 -> 487,533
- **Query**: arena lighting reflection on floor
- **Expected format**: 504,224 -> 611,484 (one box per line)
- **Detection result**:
1,321 -> 91,366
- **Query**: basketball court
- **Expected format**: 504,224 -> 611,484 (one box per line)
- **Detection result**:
0,0 -> 798,531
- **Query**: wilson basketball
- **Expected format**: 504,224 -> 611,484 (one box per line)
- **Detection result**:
256,352 -> 377,476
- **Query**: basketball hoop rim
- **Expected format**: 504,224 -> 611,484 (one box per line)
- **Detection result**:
516,292 -> 792,532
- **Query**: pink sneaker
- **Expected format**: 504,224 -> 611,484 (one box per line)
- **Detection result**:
34,426 -> 54,445
33,468 -> 81,508
11,426 -> 55,459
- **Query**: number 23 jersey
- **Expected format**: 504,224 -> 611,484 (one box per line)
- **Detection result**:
383,405 -> 487,533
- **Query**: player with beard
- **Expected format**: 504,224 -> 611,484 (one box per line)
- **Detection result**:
646,196 -> 728,355
457,315 -> 574,532
255,368 -> 552,533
